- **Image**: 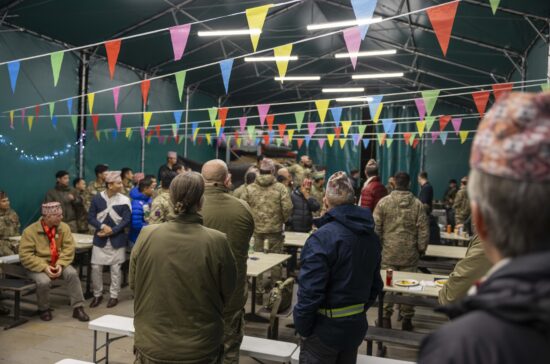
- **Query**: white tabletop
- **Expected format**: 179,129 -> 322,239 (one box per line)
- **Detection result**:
10,233 -> 93,245
425,245 -> 467,259
283,232 -> 310,248
440,232 -> 471,242
0,254 -> 20,264
88,314 -> 135,337
55,360 -> 94,364
382,270 -> 448,298
241,335 -> 297,362
247,252 -> 291,277
291,348 -> 414,364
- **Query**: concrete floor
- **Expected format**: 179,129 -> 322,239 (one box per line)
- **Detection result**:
0,275 -> 446,364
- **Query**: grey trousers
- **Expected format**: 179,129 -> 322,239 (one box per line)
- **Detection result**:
92,263 -> 122,299
299,335 -> 358,364
27,265 -> 85,311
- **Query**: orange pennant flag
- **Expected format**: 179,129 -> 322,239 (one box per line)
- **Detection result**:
472,90 -> 491,117
277,123 -> 287,139
266,114 -> 275,131
141,80 -> 151,105
104,39 -> 122,80
439,115 -> 451,131
492,83 -> 513,101
426,1 -> 459,56
218,107 -> 229,127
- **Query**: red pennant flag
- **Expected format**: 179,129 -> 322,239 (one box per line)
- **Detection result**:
472,91 -> 491,117
297,138 -> 304,149
35,105 -> 40,117
404,132 -> 412,145
266,114 -> 275,131
104,39 -> 122,80
174,135 -> 179,144
155,125 -> 161,137
141,80 -> 151,105
277,124 -> 287,139
218,107 -> 229,127
439,115 -> 451,131
263,134 -> 270,145
492,83 -> 513,101
92,115 -> 99,132
412,139 -> 420,149
197,136 -> 203,145
334,126 -> 342,139
148,129 -> 155,137
426,1 -> 459,56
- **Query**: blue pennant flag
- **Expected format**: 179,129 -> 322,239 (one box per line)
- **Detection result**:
368,95 -> 383,120
352,133 -> 361,146
440,131 -> 448,145
219,58 -> 234,94
304,135 -> 312,147
112,129 -> 118,140
330,107 -> 343,127
382,118 -> 396,138
362,138 -> 370,149
351,0 -> 378,39
173,111 -> 183,129
268,130 -> 275,143
51,116 -> 58,129
255,137 -> 261,146
191,121 -> 198,136
7,61 -> 20,93
66,99 -> 73,114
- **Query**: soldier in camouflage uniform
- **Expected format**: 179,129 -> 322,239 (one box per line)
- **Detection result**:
288,155 -> 315,187
85,164 -> 108,210
241,158 -> 293,302
373,172 -> 429,331
277,167 -> 293,196
147,171 -> 177,225
72,178 -> 89,233
310,171 -> 326,217
233,169 -> 257,200
453,176 -> 471,226
0,191 -> 20,256
120,168 -> 134,197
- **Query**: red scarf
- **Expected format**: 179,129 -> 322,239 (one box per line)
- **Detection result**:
41,219 -> 59,267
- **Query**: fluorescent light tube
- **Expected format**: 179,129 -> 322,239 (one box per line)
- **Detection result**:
245,56 -> 298,62
307,17 -> 383,31
274,76 -> 321,81
334,50 -> 397,58
352,72 -> 404,79
198,29 -> 261,37
322,87 -> 365,93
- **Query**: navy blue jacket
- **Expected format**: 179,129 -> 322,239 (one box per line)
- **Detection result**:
419,182 -> 434,212
88,191 -> 131,249
288,188 -> 320,233
129,187 -> 152,243
293,204 -> 383,350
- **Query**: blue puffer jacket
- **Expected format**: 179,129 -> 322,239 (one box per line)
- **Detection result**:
129,187 -> 152,244
293,204 -> 383,350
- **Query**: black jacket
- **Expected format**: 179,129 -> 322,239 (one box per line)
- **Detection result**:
288,188 -> 320,233
419,250 -> 550,364
418,182 -> 434,213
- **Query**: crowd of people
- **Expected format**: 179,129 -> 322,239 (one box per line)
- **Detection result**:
0,91 -> 549,364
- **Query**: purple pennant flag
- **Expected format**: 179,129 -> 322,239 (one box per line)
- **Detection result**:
343,27 -> 362,69
239,116 -> 247,133
362,138 -> 370,149
352,133 -> 361,146
440,131 -> 448,145
20,109 -> 26,128
304,135 -> 312,147
415,98 -> 426,120
431,131 -> 440,143
170,24 -> 191,61
113,87 -> 120,111
114,113 -> 122,132
307,122 -> 317,136
140,127 -> 145,140
257,104 -> 270,126
283,135 -> 289,146
451,118 -> 462,135
318,139 -> 326,150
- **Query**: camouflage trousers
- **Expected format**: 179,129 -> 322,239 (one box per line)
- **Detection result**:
381,264 -> 417,320
223,309 -> 245,364
253,232 -> 285,297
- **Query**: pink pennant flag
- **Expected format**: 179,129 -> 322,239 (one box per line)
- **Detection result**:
170,24 -> 191,61
414,98 -> 426,120
140,127 -> 145,140
451,118 -> 462,135
318,139 -> 326,150
307,122 -> 317,136
20,108 -> 26,128
113,87 -> 120,111
343,26 -> 362,69
431,131 -> 440,143
158,135 -> 166,144
257,104 -> 270,126
114,113 -> 122,132
239,116 -> 247,133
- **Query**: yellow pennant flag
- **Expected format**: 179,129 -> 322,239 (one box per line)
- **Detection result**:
214,119 -> 222,136
460,130 -> 469,144
339,139 -> 346,149
373,102 -> 383,123
315,99 -> 330,124
146,135 -> 152,144
125,127 -> 132,139
327,133 -> 335,147
96,130 -> 101,141
27,116 -> 34,131
287,129 -> 295,142
246,4 -> 271,51
341,121 -> 352,137
193,127 -> 200,141
386,138 -> 394,148
143,112 -> 152,129
273,43 -> 292,80
205,133 -> 212,145
416,120 -> 426,137
236,137 -> 242,147
9,111 -> 14,128
87,93 -> 95,114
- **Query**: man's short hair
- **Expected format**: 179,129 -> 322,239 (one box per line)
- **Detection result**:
55,170 -> 69,179
145,174 -> 156,181
245,172 -> 257,185
121,167 -> 133,179
0,191 -> 7,200
138,177 -> 154,192
161,171 -> 178,189
394,172 -> 410,190
419,171 -> 428,179
449,179 -> 457,184
94,164 -> 109,176
73,177 -> 84,187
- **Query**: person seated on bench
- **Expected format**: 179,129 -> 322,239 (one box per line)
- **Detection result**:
294,172 -> 383,364
18,202 -> 89,322
0,190 -> 21,315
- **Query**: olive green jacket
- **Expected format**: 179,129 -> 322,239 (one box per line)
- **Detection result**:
438,235 -> 492,305
202,185 -> 255,313
130,212 -> 237,363
453,187 -> 471,225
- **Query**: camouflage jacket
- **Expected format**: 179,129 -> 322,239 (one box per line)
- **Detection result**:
0,208 -> 20,239
288,163 -> 313,187
444,186 -> 458,208
147,189 -> 177,225
453,187 -> 471,225
241,174 -> 293,234
310,184 -> 325,217
374,190 -> 429,267
121,180 -> 133,197
232,184 -> 247,200
85,180 -> 106,211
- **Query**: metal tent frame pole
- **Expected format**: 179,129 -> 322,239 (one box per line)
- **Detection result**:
184,86 -> 191,158
77,51 -> 89,178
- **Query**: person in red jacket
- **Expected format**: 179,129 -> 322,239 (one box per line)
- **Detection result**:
359,159 -> 388,212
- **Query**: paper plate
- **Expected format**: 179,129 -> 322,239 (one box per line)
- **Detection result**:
435,279 -> 448,287
394,279 -> 419,287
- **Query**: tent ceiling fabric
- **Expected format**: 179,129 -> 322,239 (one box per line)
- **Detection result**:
1,0 -> 548,107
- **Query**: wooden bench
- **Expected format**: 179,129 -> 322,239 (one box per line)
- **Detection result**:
0,278 -> 37,329
365,327 -> 426,356
291,347 -> 415,364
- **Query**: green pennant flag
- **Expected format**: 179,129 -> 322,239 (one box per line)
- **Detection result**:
294,111 -> 305,131
247,125 -> 256,140
425,116 -> 436,132
409,132 -> 417,146
178,134 -> 185,144
208,107 -> 218,126
70,115 -> 78,131
376,133 -> 385,145
171,124 -> 178,137
357,124 -> 367,136
104,129 -> 110,140
49,102 -> 55,119
489,0 -> 500,14
421,90 -> 440,116
50,51 -> 64,87
542,83 -> 550,92
386,138 -> 394,148
275,138 -> 282,147
175,71 -> 187,102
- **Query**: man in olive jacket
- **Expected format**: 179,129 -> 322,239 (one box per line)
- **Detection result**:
130,172 -> 237,364
201,159 -> 255,364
